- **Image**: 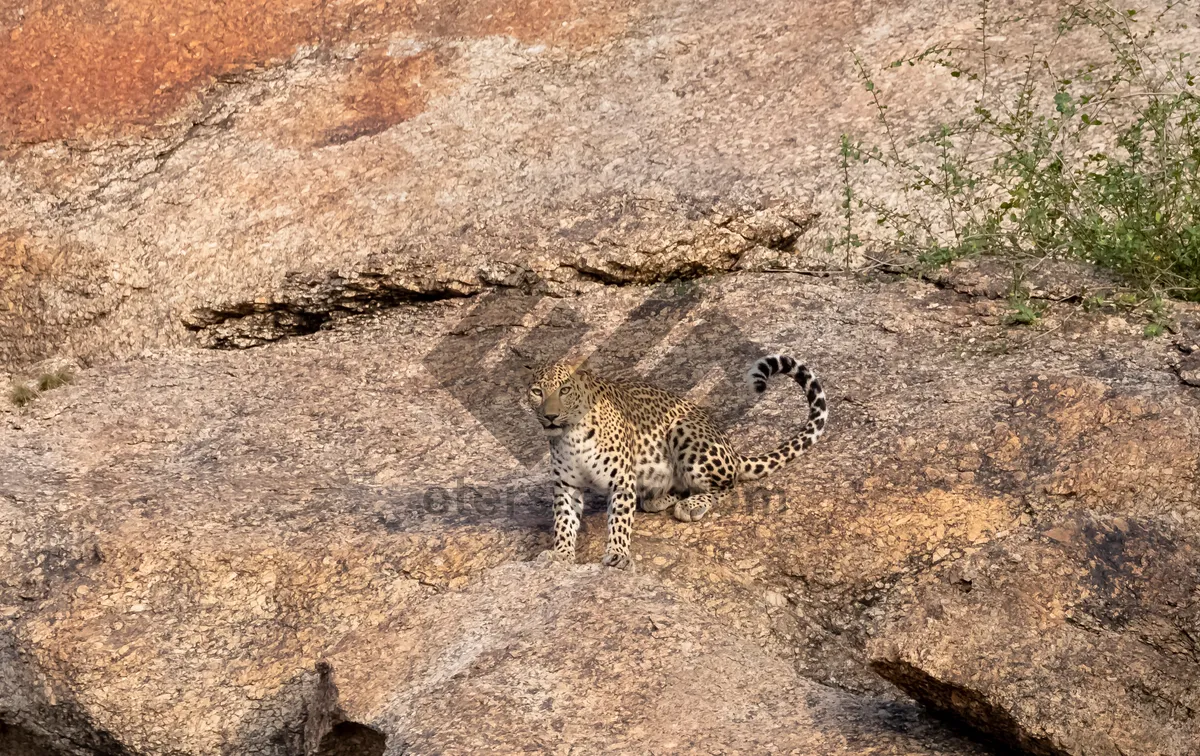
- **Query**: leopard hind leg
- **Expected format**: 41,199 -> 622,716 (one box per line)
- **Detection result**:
669,437 -> 739,523
641,494 -> 678,513
672,491 -> 720,522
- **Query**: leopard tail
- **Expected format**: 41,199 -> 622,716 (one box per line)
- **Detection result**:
737,354 -> 827,482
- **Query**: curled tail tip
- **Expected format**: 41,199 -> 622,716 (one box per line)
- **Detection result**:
747,353 -> 815,392
745,358 -> 767,393
747,352 -> 827,429
746,370 -> 768,394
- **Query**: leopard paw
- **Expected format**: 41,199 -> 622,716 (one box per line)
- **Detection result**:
600,552 -> 632,570
641,495 -> 676,513
672,499 -> 710,523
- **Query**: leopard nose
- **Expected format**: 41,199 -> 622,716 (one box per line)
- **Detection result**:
543,413 -> 559,421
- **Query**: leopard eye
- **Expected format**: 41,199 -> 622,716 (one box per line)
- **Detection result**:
559,385 -> 572,396
530,387 -> 543,398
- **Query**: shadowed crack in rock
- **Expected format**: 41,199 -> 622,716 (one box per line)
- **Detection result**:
314,722 -> 387,756
1175,354 -> 1200,387
183,272 -> 482,349
0,722 -> 63,756
869,658 -> 1069,756
181,202 -> 818,350
302,662 -> 388,756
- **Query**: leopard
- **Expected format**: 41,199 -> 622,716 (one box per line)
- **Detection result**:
526,354 -> 827,569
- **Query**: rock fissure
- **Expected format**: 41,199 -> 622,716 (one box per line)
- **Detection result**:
184,279 -> 484,349
183,201 -> 825,350
869,658 -> 1071,756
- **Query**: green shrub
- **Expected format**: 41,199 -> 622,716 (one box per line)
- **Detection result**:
838,1 -> 1200,300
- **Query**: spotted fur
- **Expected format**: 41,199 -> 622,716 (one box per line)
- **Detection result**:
527,354 -> 827,569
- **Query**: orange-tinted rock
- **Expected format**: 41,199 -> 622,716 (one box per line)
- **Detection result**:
320,47 -> 453,147
0,232 -> 111,368
1,0 -> 324,144
0,0 -> 630,145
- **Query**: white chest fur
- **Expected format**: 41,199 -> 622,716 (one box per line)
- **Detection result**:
550,435 -> 608,492
549,431 -> 675,500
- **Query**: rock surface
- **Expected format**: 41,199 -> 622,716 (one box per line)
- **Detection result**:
870,514 -> 1200,756
6,0 -> 1197,370
320,562 -> 984,755
3,267 -> 1200,753
4,0 -> 1200,753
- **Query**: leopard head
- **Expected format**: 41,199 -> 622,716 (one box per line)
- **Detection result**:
528,359 -> 594,435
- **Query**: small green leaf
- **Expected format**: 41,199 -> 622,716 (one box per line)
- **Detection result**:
1054,92 -> 1075,115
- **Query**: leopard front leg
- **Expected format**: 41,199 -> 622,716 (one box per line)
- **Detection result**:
538,482 -> 584,563
601,486 -> 637,570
